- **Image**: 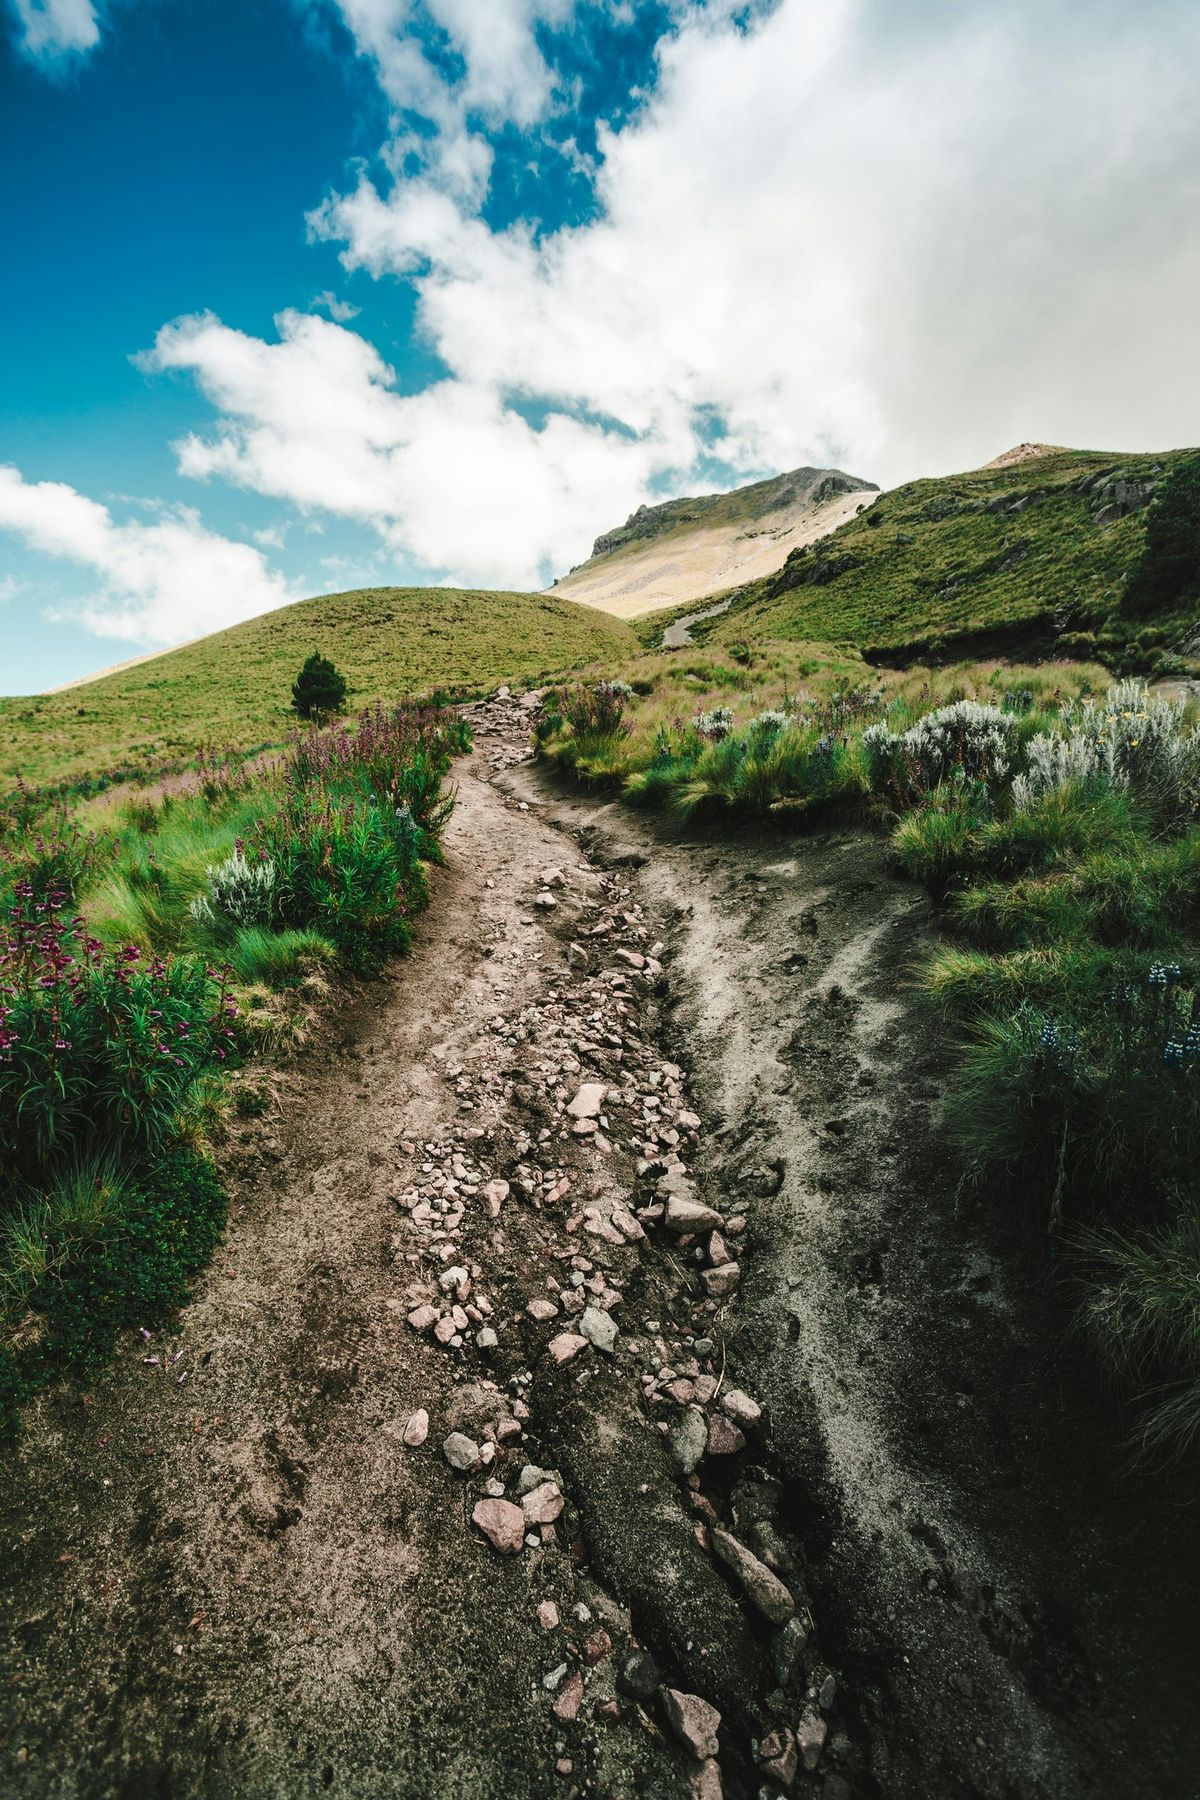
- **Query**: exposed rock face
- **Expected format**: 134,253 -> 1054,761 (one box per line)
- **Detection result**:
554,463 -> 878,619
588,466 -> 876,560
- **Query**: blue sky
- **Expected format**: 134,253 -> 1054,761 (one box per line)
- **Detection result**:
3,0 -> 1199,692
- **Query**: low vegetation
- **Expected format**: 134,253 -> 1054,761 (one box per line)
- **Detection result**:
0,700 -> 470,1436
540,664 -> 1200,1451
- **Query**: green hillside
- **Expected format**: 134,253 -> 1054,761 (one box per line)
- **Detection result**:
690,446 -> 1200,669
1,584 -> 636,786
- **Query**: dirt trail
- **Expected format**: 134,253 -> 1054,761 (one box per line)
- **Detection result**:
3,701 -> 1199,1800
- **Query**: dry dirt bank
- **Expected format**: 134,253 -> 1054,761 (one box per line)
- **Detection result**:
2,700 -> 1198,1800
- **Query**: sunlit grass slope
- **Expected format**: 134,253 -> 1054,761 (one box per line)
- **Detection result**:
686,447 -> 1199,669
1,584 -> 637,786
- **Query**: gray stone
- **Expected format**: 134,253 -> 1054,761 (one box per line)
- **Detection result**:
664,1195 -> 724,1234
670,1406 -> 709,1475
580,1305 -> 618,1354
442,1431 -> 481,1472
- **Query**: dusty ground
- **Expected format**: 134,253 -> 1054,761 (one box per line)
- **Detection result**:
2,697 -> 1199,1799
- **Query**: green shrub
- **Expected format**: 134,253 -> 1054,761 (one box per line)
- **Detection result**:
944,967 -> 1200,1221
0,1147 -> 227,1440
1078,1202 -> 1200,1454
0,890 -> 234,1175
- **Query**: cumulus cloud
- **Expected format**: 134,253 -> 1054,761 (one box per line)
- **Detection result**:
0,466 -> 296,643
144,309 -> 659,588
317,0 -> 1200,485
150,0 -> 1200,587
7,0 -> 101,60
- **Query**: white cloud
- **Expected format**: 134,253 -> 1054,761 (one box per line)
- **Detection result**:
323,0 -> 575,203
7,0 -> 101,59
146,0 -> 1200,589
0,466 -> 296,644
143,309 -> 659,588
312,289 -> 361,323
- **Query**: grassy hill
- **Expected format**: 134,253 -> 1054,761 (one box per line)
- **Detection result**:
682,446 -> 1199,669
1,584 -> 636,787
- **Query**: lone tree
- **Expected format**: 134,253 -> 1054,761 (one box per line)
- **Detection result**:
291,651 -> 348,721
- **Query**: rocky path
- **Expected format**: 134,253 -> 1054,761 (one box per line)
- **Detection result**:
3,696 -> 1199,1800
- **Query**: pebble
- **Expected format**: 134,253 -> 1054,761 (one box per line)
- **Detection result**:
771,1616 -> 810,1685
664,1196 -> 724,1234
705,1415 -> 746,1458
619,1648 -> 659,1701
710,1528 -> 795,1625
662,1688 -> 721,1761
401,1409 -> 429,1447
567,1083 -> 607,1119
691,1760 -> 723,1800
553,1669 -> 585,1721
443,1432 -> 481,1472
721,1389 -> 762,1429
407,1304 -> 439,1333
796,1706 -> 827,1771
538,1601 -> 560,1631
548,1333 -> 588,1365
579,1305 -> 618,1354
522,1481 -> 566,1524
700,1262 -> 740,1299
526,1298 -> 560,1321
471,1498 -> 526,1554
476,1327 -> 499,1350
670,1406 -> 709,1475
757,1726 -> 797,1786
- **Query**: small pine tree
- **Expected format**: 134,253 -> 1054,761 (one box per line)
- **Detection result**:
1123,453 -> 1200,618
291,652 -> 348,720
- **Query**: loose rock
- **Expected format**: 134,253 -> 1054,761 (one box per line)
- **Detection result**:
472,1498 -> 526,1555
662,1688 -> 721,1761
401,1409 -> 429,1448
710,1527 -> 795,1625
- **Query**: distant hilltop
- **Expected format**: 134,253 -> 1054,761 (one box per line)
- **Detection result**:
553,464 -> 878,619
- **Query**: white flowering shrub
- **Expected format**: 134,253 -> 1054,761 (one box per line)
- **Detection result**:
1011,731 -> 1117,808
694,707 -> 735,742
863,701 -> 1017,803
749,709 -> 790,737
1014,679 -> 1200,821
189,848 -> 278,930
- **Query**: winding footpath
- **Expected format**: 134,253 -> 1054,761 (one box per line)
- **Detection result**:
2,695 -> 1198,1800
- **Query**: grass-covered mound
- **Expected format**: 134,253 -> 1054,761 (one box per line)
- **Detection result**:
0,583 -> 636,787
675,446 -> 1200,674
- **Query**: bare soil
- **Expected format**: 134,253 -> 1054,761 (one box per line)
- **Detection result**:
2,698 -> 1199,1800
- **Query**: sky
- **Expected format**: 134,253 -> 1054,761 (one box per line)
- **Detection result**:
2,0 -> 1199,693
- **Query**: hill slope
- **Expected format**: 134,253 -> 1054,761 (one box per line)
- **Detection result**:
1,584 -> 636,786
552,464 -> 878,618
692,446 -> 1197,667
